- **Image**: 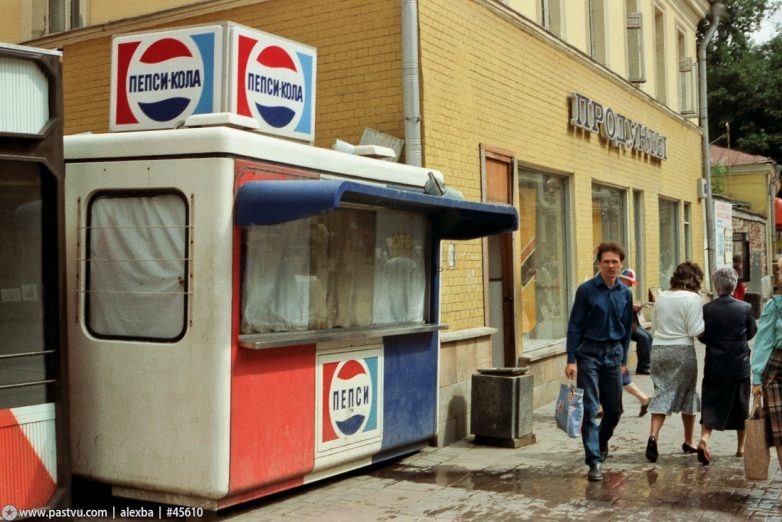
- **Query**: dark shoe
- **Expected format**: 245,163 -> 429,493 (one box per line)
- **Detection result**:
645,436 -> 658,462
636,368 -> 651,375
600,443 -> 609,461
639,402 -> 649,417
736,450 -> 744,457
682,442 -> 698,454
697,442 -> 711,466
587,462 -> 603,481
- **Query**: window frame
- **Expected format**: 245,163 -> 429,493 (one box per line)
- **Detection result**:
633,189 -> 645,302
539,0 -> 564,38
653,4 -> 667,104
588,0 -> 608,65
27,0 -> 89,39
677,27 -> 696,115
517,167 -> 572,351
84,189 -> 190,343
591,182 -> 629,267
238,202 -> 433,338
626,0 -> 646,84
658,197 -> 681,290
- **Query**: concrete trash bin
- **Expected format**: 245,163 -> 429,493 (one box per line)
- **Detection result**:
470,368 -> 536,448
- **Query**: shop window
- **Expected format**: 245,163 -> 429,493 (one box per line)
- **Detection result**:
626,0 -> 645,83
658,198 -> 680,289
654,6 -> 667,104
684,202 -> 692,261
518,171 -> 570,349
633,190 -> 645,301
677,29 -> 696,115
85,192 -> 189,341
592,184 -> 627,272
0,162 -> 54,408
240,208 -> 428,334
589,0 -> 607,65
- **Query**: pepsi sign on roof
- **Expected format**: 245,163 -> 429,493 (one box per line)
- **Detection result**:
110,23 -> 317,142
229,26 -> 316,142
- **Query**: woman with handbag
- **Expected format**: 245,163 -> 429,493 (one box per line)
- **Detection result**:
696,267 -> 757,465
750,277 -> 782,486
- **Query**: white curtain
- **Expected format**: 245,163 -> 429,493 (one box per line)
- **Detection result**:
373,211 -> 425,324
241,219 -> 311,333
88,195 -> 186,339
240,208 -> 427,335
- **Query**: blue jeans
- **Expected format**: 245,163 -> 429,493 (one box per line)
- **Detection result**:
632,327 -> 652,371
576,342 -> 623,465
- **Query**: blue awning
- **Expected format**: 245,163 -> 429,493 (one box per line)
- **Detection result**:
235,180 -> 518,240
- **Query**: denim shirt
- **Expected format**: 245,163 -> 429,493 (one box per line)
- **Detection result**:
566,274 -> 633,365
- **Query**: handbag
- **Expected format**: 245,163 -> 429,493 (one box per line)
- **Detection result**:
555,383 -> 584,438
744,395 -> 771,481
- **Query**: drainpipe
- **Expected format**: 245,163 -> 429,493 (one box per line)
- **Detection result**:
770,165 -> 781,280
401,0 -> 422,167
698,2 -> 724,279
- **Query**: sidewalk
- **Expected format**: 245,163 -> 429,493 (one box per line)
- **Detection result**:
75,342 -> 782,521
218,341 -> 782,521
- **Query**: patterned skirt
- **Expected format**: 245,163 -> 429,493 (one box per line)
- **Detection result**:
648,344 -> 700,415
763,349 -> 782,446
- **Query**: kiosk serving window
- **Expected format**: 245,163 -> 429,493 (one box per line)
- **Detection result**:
241,207 -> 428,334
85,192 -> 188,340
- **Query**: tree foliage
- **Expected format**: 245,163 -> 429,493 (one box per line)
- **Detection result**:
703,0 -> 782,162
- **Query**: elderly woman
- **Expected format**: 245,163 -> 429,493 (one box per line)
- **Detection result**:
645,261 -> 705,462
696,267 -> 757,465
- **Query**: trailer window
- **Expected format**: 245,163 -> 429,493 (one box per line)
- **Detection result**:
85,193 -> 188,341
241,208 -> 428,334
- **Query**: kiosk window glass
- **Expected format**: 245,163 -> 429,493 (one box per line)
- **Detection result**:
0,162 -> 53,409
241,208 -> 427,334
86,193 -> 188,340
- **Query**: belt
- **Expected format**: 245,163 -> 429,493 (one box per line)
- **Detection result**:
581,340 -> 619,347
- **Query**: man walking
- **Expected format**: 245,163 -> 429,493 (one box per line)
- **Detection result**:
565,241 -> 633,481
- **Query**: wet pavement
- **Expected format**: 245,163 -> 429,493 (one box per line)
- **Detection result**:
75,341 -> 782,521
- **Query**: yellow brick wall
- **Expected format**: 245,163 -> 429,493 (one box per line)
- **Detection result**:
50,0 -> 706,336
58,0 -> 405,152
419,0 -> 705,331
0,0 -> 23,42
722,169 -> 772,218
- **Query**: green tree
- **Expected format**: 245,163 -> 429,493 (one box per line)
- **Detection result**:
703,0 -> 782,161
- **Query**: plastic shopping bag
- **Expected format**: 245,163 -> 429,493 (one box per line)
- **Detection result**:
555,383 -> 584,438
744,396 -> 771,481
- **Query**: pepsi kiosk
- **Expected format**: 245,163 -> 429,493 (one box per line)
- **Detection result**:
64,24 -> 517,510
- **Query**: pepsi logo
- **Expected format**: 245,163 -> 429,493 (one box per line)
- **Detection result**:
328,360 -> 373,437
126,37 -> 204,123
244,44 -> 305,129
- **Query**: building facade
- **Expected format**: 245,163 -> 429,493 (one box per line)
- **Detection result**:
6,0 -> 710,444
710,144 -> 779,300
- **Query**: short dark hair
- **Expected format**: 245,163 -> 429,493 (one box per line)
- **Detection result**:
670,261 -> 704,292
596,241 -> 625,262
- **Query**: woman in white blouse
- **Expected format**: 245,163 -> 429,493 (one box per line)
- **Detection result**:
644,261 -> 706,463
